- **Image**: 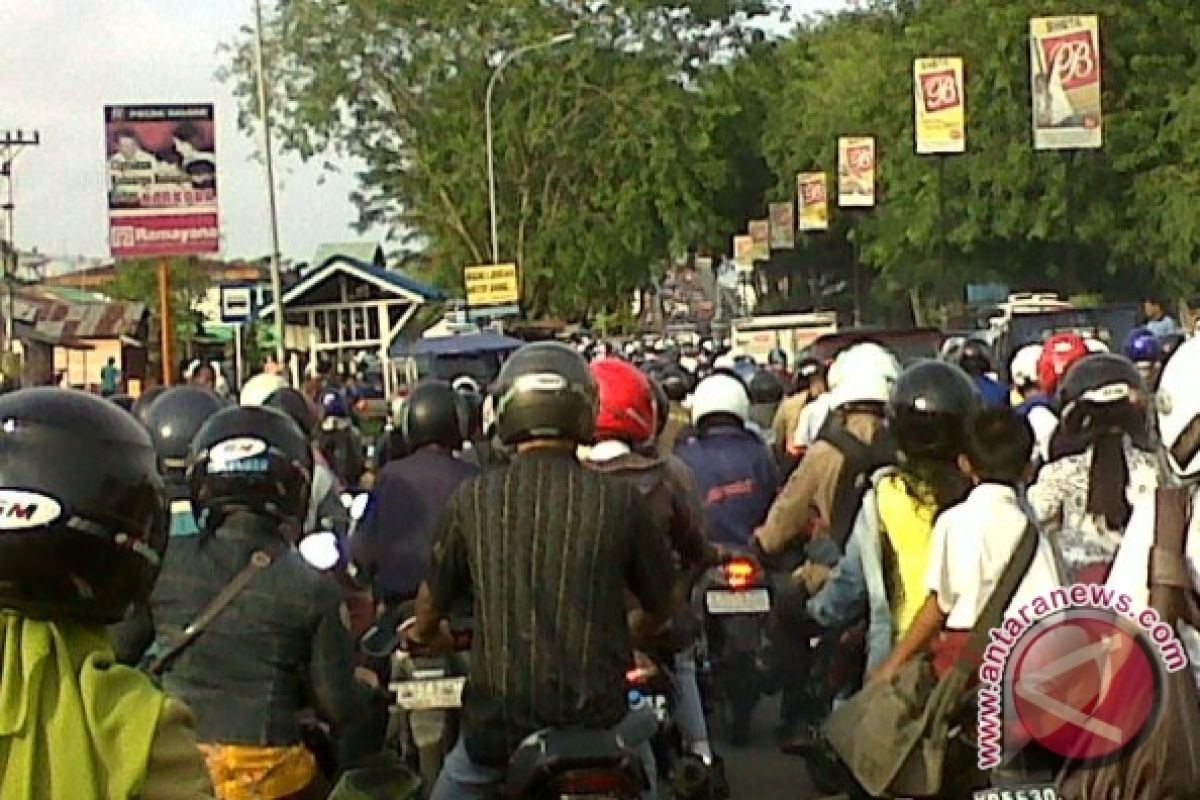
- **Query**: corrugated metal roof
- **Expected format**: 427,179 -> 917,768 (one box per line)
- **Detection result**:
10,288 -> 145,342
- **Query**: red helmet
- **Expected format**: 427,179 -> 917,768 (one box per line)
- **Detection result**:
590,358 -> 656,443
1038,333 -> 1090,396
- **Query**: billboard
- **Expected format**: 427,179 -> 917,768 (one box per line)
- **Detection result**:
797,172 -> 829,231
914,57 -> 966,154
768,202 -> 795,249
748,219 -> 770,260
106,104 -> 219,258
733,234 -> 754,271
837,136 -> 876,208
1030,15 -> 1103,150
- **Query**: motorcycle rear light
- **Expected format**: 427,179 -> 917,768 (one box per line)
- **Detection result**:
552,769 -> 637,795
724,558 -> 757,590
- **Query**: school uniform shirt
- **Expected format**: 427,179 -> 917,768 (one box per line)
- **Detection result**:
1106,494 -> 1200,691
927,483 -> 1063,630
1027,442 -> 1158,581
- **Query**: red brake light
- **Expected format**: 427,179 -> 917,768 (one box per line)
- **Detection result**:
553,769 -> 637,795
724,558 -> 757,590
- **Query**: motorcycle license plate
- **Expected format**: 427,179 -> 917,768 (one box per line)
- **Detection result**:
391,677 -> 466,710
705,588 -> 771,614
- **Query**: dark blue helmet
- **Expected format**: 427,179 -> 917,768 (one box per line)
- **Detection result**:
1124,327 -> 1162,364
320,388 -> 349,419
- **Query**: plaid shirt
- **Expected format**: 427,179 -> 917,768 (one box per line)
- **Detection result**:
429,448 -> 675,767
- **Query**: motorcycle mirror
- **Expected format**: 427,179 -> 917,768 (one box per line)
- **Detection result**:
349,493 -> 370,522
299,531 -> 340,570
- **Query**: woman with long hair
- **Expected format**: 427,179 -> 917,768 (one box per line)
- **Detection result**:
1028,353 -> 1158,584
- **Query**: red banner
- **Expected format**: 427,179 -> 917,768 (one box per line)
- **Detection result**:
109,213 -> 220,258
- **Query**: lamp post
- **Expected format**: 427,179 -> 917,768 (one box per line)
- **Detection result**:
485,32 -> 575,265
253,0 -> 287,370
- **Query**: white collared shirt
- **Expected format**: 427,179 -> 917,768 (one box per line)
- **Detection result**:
927,483 -> 1063,630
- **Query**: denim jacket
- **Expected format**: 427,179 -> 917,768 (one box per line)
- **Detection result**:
806,470 -> 896,673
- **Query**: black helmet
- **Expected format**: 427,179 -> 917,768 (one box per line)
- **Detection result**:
188,406 -> 313,535
455,388 -> 484,442
144,386 -> 226,483
1058,353 -> 1143,438
748,369 -> 785,404
660,367 -> 690,404
889,361 -> 978,461
265,387 -> 317,440
768,347 -> 788,368
0,389 -> 167,623
957,339 -> 993,376
404,380 -> 463,451
131,385 -> 167,426
110,393 -> 135,412
493,342 -> 598,446
650,376 -> 669,437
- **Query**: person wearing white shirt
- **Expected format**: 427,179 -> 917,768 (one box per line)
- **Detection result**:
792,388 -> 832,451
870,409 -> 1062,683
1107,337 -> 1200,690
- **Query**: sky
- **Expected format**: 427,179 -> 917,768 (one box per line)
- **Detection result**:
0,0 -> 845,264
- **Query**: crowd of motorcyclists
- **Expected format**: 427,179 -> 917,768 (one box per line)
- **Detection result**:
1,313 -> 1199,800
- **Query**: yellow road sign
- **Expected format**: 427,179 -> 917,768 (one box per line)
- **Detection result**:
464,263 -> 520,307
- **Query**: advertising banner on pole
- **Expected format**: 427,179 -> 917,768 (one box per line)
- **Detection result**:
748,219 -> 770,260
837,137 -> 876,208
105,104 -> 219,258
1029,15 -> 1103,151
914,57 -> 966,154
797,172 -> 829,231
768,202 -> 795,249
733,235 -> 754,271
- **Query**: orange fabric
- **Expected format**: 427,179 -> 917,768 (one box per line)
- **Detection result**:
196,742 -> 317,800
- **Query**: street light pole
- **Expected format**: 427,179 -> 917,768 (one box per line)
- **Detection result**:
253,0 -> 287,371
485,32 -> 575,265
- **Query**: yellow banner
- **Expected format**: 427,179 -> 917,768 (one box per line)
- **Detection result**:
914,57 -> 966,154
797,172 -> 829,231
768,202 -> 795,249
837,137 -> 876,208
748,219 -> 770,260
464,263 -> 519,307
733,235 -> 754,270
1030,15 -> 1103,151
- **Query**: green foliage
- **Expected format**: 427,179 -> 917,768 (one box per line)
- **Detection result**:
107,258 -> 212,359
228,0 -> 1200,323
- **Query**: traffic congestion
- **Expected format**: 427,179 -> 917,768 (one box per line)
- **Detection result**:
3,1 -> 1200,799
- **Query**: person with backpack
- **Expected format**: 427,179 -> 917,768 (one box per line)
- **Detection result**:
0,389 -> 215,800
1028,353 -> 1158,584
147,406 -> 377,798
1010,343 -> 1058,465
753,342 -> 900,560
317,387 -> 366,489
771,357 -> 826,467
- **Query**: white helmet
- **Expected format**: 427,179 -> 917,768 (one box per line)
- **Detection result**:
691,373 -> 750,426
1156,337 -> 1200,480
828,342 -> 900,409
239,372 -> 288,407
452,375 -> 481,395
1085,337 -> 1110,353
712,353 -> 737,370
1010,344 -> 1043,390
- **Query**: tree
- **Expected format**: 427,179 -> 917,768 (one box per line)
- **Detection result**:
107,258 -> 211,372
225,0 -> 777,319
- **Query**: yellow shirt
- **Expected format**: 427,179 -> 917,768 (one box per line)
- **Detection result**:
876,475 -> 937,637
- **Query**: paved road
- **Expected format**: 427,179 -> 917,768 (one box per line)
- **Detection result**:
710,697 -> 822,800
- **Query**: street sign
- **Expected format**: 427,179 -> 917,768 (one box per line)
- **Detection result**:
219,284 -> 256,323
464,263 -> 520,308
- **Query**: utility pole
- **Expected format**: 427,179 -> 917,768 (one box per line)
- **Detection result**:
1,130 -> 41,363
253,0 -> 287,370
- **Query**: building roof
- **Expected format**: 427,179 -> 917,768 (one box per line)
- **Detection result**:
261,254 -> 444,317
12,288 -> 146,342
311,242 -> 384,269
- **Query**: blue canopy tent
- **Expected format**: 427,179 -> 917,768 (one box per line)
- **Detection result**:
391,332 -> 525,388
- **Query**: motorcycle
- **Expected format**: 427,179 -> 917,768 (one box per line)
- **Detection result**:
504,711 -> 658,800
361,610 -> 471,795
699,554 -> 771,745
